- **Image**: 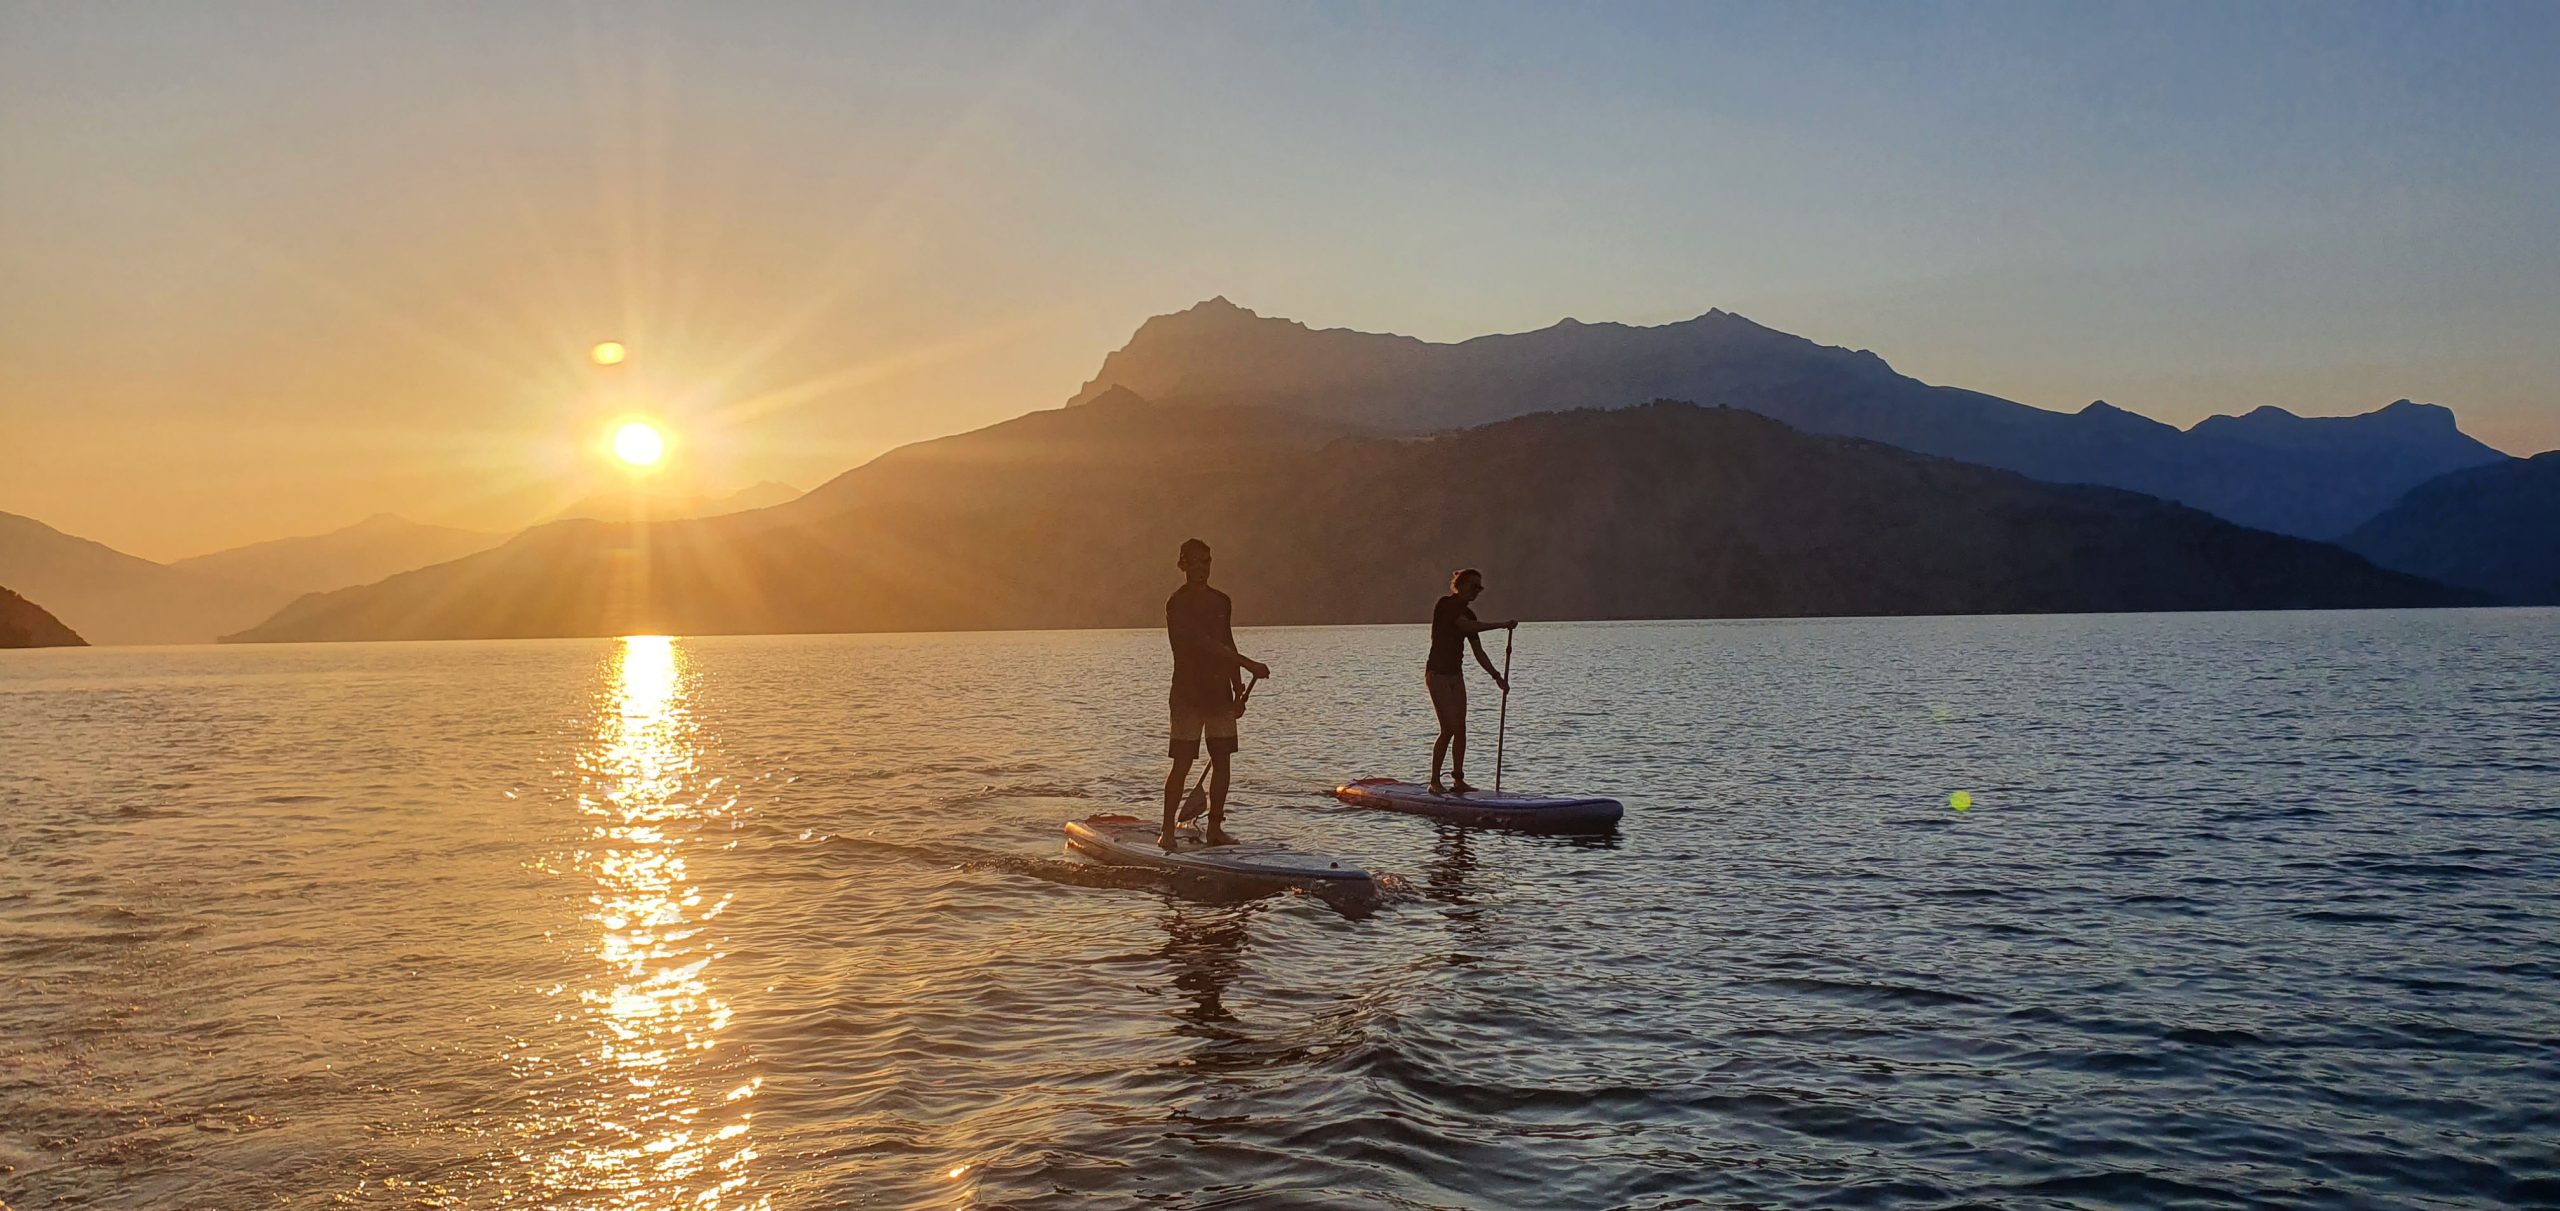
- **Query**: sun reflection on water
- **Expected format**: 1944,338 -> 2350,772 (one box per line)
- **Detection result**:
520,635 -> 766,1210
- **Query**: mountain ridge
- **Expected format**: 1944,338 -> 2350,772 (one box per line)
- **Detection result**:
1067,299 -> 2511,539
2342,451 -> 2560,604
227,395 -> 2472,644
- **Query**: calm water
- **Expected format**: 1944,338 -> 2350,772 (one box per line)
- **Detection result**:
3,611 -> 2556,1210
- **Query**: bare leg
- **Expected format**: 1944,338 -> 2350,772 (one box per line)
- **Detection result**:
1430,731 -> 1453,789
1205,752 -> 1235,843
1450,729 -> 1472,793
1162,757 -> 1194,848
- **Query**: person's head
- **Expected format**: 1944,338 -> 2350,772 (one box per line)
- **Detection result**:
1179,538 -> 1213,585
1451,567 -> 1483,602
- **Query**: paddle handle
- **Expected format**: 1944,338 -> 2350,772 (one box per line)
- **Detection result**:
1494,627 -> 1513,794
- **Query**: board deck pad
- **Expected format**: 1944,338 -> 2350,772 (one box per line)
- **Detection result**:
1331,779 -> 1624,831
1063,814 -> 1371,887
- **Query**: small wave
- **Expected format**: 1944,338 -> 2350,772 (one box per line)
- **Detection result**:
816,830 -> 1388,915
2097,846 -> 2173,860
2007,1169 -> 2238,1204
2296,909 -> 2406,925
2163,1025 -> 2270,1048
1752,975 -> 1984,1008
941,781 -> 1103,807
2113,892 -> 2197,906
2356,860 -> 2505,879
1916,885 -> 2032,901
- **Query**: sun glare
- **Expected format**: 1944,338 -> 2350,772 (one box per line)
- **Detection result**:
612,420 -> 667,469
591,340 -> 627,366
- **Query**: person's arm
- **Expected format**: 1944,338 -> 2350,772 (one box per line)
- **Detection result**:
1211,605 -> 1268,683
1468,632 -> 1507,693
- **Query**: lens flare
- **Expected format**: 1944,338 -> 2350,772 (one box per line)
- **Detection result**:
591,340 -> 628,366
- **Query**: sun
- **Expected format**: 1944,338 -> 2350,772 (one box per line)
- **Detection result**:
590,340 -> 627,366
611,420 -> 666,469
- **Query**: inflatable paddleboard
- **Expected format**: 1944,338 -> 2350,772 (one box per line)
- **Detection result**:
1332,779 -> 1623,832
1063,814 -> 1371,890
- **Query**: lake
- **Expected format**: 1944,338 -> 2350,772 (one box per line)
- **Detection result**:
3,610 -> 2556,1209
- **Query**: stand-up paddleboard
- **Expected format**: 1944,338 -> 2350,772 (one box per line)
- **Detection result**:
1332,779 -> 1623,832
1063,814 -> 1371,890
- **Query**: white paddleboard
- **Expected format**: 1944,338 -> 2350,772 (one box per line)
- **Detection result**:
1063,814 -> 1371,889
1332,779 -> 1623,831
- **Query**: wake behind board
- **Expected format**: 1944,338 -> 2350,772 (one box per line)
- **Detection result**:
1063,814 -> 1371,890
1332,779 -> 1623,832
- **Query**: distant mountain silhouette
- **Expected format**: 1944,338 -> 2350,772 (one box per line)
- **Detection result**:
227,395 -> 2468,644
551,481 -> 802,525
2342,452 -> 2560,604
1067,299 -> 2510,538
173,513 -> 509,597
0,511 -> 284,644
1,584 -> 86,648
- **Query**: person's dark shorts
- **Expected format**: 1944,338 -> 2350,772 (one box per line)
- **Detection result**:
1170,690 -> 1239,760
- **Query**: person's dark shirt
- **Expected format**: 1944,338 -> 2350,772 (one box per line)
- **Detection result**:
1426,592 -> 1476,675
1167,583 -> 1237,712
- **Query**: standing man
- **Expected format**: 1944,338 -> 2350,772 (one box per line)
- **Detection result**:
1426,568 -> 1515,795
1165,538 -> 1270,850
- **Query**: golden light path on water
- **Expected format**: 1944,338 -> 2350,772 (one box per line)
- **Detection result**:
518,635 -> 767,1210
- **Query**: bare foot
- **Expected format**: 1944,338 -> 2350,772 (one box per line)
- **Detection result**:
1203,825 -> 1238,847
1428,780 -> 1448,796
1450,780 -> 1477,795
1158,829 -> 1180,852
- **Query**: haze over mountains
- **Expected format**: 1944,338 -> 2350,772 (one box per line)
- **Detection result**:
0,483 -> 807,645
1070,299 -> 2513,540
229,395 -> 2468,644
171,514 -> 510,599
0,511 -> 283,645
550,481 -> 803,525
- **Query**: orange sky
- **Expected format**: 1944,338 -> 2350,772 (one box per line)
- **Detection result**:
5,5 -> 2554,560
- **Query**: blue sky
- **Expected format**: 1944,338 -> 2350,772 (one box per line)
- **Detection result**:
4,1 -> 2555,555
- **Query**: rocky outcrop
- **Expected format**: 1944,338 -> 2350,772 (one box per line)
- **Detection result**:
0,584 -> 86,648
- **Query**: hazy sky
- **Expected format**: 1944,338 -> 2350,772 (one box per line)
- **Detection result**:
5,1 -> 2556,559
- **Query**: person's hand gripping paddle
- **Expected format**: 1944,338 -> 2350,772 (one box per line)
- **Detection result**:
1177,673 -> 1258,824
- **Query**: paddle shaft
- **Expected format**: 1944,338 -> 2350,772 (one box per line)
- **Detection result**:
1494,627 -> 1513,794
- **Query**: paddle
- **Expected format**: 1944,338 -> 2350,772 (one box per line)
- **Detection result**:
1494,625 -> 1514,794
1177,673 -> 1258,823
